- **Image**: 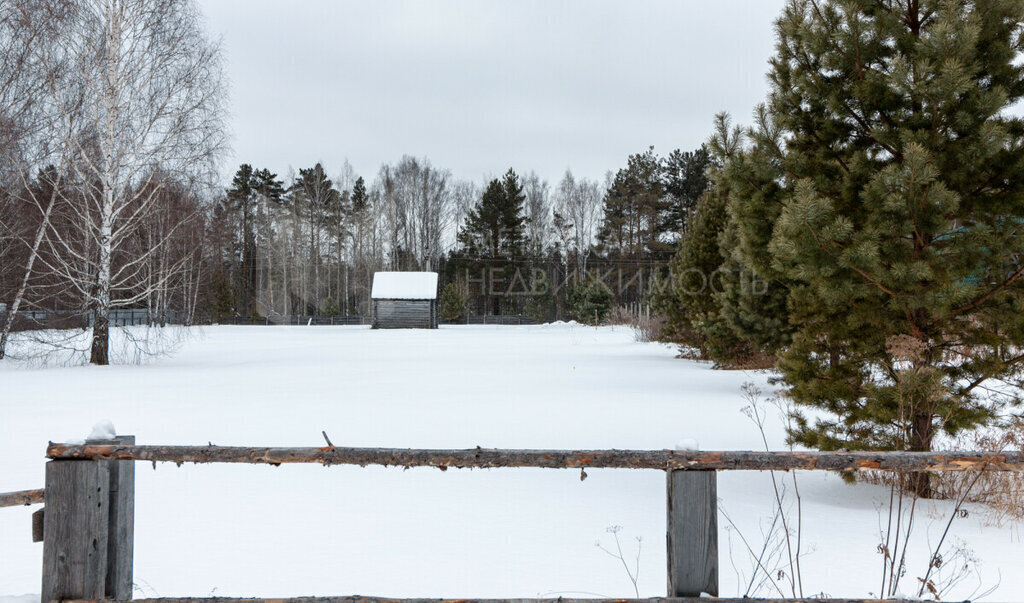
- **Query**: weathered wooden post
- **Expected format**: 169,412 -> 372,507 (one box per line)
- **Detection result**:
32,508 -> 44,542
666,469 -> 718,597
42,435 -> 135,602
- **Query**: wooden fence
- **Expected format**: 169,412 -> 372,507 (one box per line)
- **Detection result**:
4,439 -> 1023,603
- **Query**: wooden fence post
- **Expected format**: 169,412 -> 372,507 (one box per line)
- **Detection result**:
666,469 -> 717,597
32,508 -> 45,542
42,435 -> 134,602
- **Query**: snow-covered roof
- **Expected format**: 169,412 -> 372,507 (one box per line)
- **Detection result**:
371,272 -> 438,300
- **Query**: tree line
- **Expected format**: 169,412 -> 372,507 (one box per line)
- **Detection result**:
0,2 -> 713,364
211,145 -> 711,324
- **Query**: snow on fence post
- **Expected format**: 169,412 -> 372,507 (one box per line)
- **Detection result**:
666,469 -> 718,597
42,435 -> 134,602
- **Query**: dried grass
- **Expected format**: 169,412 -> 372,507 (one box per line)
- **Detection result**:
604,305 -> 635,326
861,418 -> 1024,526
934,418 -> 1024,525
721,349 -> 778,371
605,305 -> 668,343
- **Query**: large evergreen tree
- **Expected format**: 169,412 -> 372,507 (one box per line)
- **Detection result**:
727,0 -> 1024,496
225,165 -> 284,318
662,145 -> 713,234
290,163 -> 341,314
252,168 -> 284,206
657,116 -> 791,366
226,164 -> 256,317
712,112 -> 794,363
597,148 -> 670,261
351,176 -> 368,214
457,168 -> 528,259
456,168 -> 528,314
656,184 -> 730,354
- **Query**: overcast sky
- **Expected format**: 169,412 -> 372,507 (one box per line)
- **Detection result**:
197,0 -> 789,188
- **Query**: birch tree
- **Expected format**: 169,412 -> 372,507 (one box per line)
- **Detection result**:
0,0 -> 73,358
450,180 -> 478,239
36,0 -> 226,364
521,171 -> 551,254
376,156 -> 452,271
553,169 -> 602,273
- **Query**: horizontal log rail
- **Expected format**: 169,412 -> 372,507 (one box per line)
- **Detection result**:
46,443 -> 1024,472
61,593 -> 913,597
0,488 -> 44,507
39,436 -> 1021,600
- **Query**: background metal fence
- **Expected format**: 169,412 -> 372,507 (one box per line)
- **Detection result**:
1,309 -> 542,330
463,314 -> 539,325
224,314 -> 540,326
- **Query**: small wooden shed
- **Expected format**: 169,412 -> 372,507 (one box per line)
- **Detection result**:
371,271 -> 439,329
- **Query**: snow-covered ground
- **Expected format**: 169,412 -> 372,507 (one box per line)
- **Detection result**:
0,324 -> 1020,600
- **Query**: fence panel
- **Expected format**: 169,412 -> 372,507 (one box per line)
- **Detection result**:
24,440 -> 1023,602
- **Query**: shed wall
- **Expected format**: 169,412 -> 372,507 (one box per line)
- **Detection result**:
372,299 -> 437,329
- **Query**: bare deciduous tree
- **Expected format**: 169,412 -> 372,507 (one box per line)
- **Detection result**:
375,156 -> 453,271
522,171 -> 551,253
29,0 -> 227,364
449,179 -> 478,239
553,169 -> 602,273
0,0 -> 73,359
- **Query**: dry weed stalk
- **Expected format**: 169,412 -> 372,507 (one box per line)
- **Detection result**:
595,525 -> 642,597
874,456 -> 1003,599
738,383 -> 805,598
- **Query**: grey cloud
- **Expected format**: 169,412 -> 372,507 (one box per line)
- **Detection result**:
198,0 -> 788,186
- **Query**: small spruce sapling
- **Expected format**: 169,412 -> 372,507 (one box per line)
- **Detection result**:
439,282 -> 467,322
320,296 -> 340,317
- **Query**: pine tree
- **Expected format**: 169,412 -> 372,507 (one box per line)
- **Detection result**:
662,145 -> 713,234
712,113 -> 793,362
458,179 -> 506,259
252,168 -> 284,205
290,163 -> 340,314
727,0 -> 1024,496
457,169 -> 527,260
499,168 -> 528,257
456,169 -> 528,314
211,269 -> 234,322
351,177 -> 368,213
656,186 -> 734,357
225,166 -> 283,318
349,176 -> 371,313
656,116 -> 790,366
597,148 -> 671,261
226,164 -> 255,317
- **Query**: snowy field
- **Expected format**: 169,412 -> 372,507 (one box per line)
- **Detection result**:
1,324 -> 1021,600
